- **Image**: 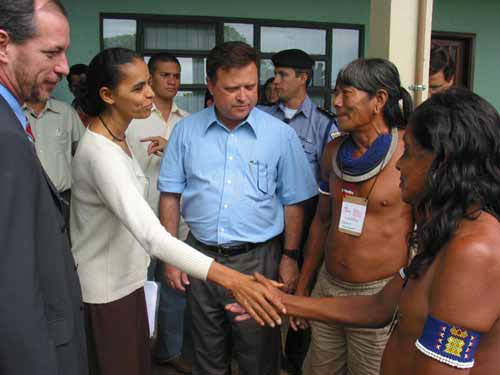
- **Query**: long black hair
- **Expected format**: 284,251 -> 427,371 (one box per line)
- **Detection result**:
335,58 -> 413,129
407,88 -> 500,277
81,48 -> 142,116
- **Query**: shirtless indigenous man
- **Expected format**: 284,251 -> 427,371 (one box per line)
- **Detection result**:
293,58 -> 414,375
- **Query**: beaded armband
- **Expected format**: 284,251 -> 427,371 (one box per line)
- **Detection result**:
318,180 -> 330,196
415,315 -> 481,369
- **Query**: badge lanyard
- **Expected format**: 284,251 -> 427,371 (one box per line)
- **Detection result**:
337,145 -> 389,237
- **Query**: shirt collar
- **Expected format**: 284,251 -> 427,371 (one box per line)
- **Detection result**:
278,95 -> 313,119
171,101 -> 181,114
0,84 -> 26,128
23,98 -> 60,117
151,101 -> 182,120
204,105 -> 258,137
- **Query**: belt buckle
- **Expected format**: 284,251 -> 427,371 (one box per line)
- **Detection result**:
216,245 -> 228,255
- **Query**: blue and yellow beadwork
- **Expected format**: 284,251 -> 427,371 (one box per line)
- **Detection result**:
415,314 -> 481,369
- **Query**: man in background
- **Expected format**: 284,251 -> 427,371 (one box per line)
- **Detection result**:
127,52 -> 192,374
68,63 -> 92,126
262,48 -> 337,375
23,96 -> 85,227
428,46 -> 455,97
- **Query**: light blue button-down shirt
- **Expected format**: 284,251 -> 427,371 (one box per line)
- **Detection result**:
260,95 -> 338,183
158,106 -> 317,246
0,84 -> 30,138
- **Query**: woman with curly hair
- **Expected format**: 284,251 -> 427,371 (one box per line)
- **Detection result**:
232,87 -> 500,374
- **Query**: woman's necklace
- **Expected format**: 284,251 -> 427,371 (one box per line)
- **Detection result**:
98,115 -> 126,142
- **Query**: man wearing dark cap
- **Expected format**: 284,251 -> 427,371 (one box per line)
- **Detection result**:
261,49 -> 338,375
262,49 -> 337,185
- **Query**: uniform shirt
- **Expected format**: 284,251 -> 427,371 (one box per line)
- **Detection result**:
260,95 -> 337,183
158,106 -> 317,246
23,98 -> 85,192
127,102 -> 190,240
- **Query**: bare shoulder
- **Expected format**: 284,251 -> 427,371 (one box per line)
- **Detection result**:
429,211 -> 500,332
321,136 -> 344,181
446,212 -> 500,270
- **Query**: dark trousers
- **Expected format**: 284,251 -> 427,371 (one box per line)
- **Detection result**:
186,233 -> 282,375
283,196 -> 317,374
60,189 -> 71,242
85,288 -> 151,375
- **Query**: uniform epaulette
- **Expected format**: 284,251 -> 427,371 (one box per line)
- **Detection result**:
317,106 -> 337,119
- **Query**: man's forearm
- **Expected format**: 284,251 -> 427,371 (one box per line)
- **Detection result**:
159,192 -> 181,238
295,194 -> 331,294
283,203 -> 304,250
295,213 -> 328,294
283,275 -> 403,327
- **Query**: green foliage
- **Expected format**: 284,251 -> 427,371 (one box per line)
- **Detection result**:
103,34 -> 136,50
223,25 -> 248,44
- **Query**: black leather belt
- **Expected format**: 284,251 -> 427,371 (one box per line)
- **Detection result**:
193,235 -> 277,256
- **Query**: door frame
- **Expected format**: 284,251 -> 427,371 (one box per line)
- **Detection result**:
431,31 -> 476,90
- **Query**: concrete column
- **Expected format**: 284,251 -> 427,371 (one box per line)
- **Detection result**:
369,0 -> 434,105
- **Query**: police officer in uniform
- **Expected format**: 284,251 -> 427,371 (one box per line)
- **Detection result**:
261,49 -> 338,375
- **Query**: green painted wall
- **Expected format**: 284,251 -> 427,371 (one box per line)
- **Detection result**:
432,0 -> 500,109
56,0 -> 499,110
54,0 -> 370,101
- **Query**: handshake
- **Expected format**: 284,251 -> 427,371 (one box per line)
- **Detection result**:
225,272 -> 309,331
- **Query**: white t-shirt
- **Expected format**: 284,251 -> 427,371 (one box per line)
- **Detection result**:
283,106 -> 298,120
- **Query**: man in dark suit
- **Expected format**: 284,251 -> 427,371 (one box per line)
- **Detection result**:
0,1 -> 88,374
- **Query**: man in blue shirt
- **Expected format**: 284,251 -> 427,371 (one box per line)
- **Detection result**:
261,48 -> 338,375
158,41 -> 317,375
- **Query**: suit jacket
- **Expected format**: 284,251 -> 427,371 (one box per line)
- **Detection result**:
0,96 -> 88,374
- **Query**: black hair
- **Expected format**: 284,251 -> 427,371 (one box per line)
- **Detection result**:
204,88 -> 214,108
206,41 -> 258,82
82,48 -> 142,117
335,58 -> 413,129
147,52 -> 180,74
67,63 -> 88,85
259,77 -> 276,106
407,88 -> 500,278
430,46 -> 455,81
0,0 -> 66,44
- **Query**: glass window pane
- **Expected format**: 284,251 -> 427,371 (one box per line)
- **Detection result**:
259,59 -> 275,84
176,90 -> 205,113
261,27 -> 326,55
312,61 -> 326,87
331,28 -> 360,88
224,23 -> 254,46
144,23 -> 216,51
103,19 -> 136,50
178,58 -> 207,84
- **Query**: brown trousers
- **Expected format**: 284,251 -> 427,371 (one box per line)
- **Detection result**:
85,287 -> 151,375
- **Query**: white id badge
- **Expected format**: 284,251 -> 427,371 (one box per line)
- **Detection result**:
338,196 -> 368,237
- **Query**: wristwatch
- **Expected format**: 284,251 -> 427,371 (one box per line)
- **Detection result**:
282,248 -> 300,260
